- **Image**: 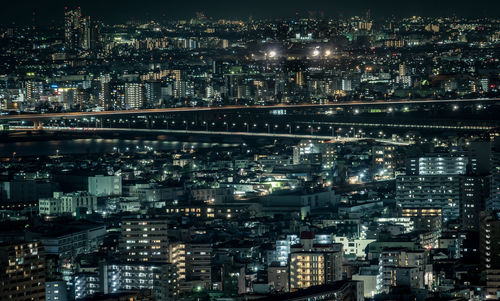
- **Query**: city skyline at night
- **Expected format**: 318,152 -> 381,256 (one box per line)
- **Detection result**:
0,1 -> 499,301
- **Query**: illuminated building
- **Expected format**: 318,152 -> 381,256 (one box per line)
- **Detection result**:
480,211 -> 500,299
460,175 -> 488,231
396,175 -> 460,221
401,208 -> 443,232
271,235 -> 299,267
64,7 -> 82,49
377,248 -> 429,294
293,140 -> 336,168
0,242 -> 46,301
372,146 -> 395,180
406,155 -> 468,176
289,251 -> 342,291
104,262 -> 178,301
125,82 -> 144,109
39,191 -> 97,216
88,175 -> 122,197
332,236 -> 376,259
255,280 -> 363,301
74,272 -> 100,299
169,242 -> 212,292
489,140 -> 500,211
119,218 -> 169,262
289,232 -> 343,291
289,252 -> 326,290
80,16 -> 100,50
46,280 -> 68,301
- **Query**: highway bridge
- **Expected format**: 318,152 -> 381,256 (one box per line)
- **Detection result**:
1,98 -> 497,125
9,126 -> 411,146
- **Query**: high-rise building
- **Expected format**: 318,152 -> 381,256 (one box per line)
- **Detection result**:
104,262 -> 178,301
489,140 -> 500,211
406,154 -> 468,176
125,82 -> 144,109
399,64 -> 407,76
396,175 -> 460,221
45,280 -> 68,301
289,251 -> 343,291
460,175 -> 489,231
288,232 -> 343,291
64,7 -> 82,49
0,242 -> 46,301
80,16 -> 100,50
119,218 -> 169,262
144,81 -> 161,107
480,211 -> 500,299
99,75 -> 111,109
169,242 -> 212,292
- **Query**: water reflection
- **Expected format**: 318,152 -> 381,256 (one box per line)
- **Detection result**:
0,139 -> 238,157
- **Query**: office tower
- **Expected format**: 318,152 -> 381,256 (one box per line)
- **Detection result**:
64,7 -> 82,49
480,211 -> 500,299
0,242 -> 46,301
119,218 -> 169,262
125,82 -> 144,109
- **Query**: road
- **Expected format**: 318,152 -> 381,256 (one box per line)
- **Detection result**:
9,126 -> 411,146
1,98 -> 497,121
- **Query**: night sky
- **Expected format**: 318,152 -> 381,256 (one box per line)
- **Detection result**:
2,0 -> 498,25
